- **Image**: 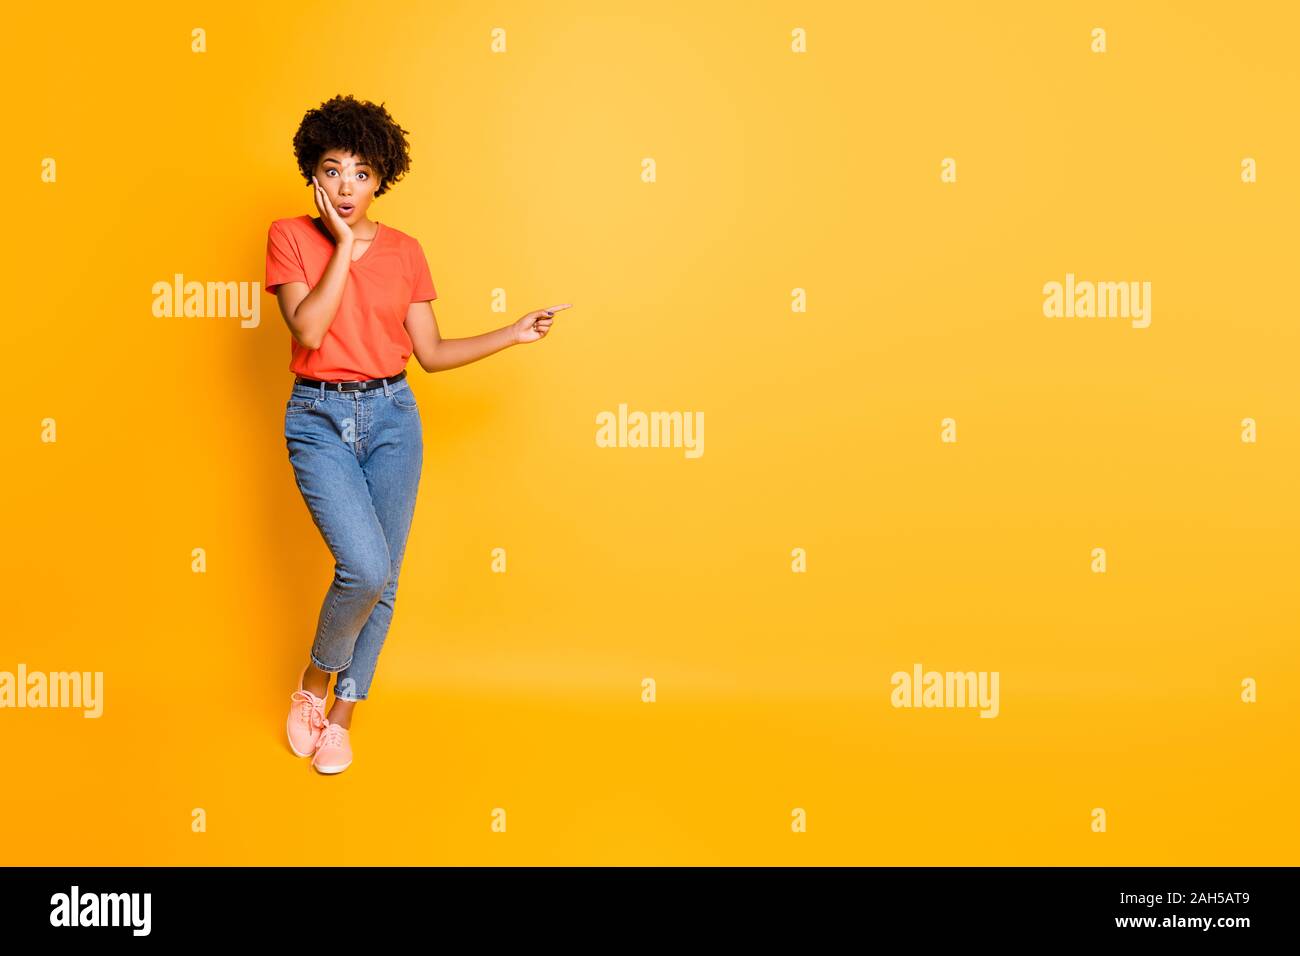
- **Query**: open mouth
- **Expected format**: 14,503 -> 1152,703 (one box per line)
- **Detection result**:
337,203 -> 355,214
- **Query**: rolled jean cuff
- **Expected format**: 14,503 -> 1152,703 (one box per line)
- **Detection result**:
311,651 -> 354,674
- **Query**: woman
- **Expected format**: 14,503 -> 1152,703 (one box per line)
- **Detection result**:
265,94 -> 571,774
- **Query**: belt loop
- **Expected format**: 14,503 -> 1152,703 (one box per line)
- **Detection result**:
318,380 -> 325,400
382,376 -> 391,397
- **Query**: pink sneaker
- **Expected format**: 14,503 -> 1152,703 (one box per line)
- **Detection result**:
312,720 -> 353,774
286,667 -> 328,757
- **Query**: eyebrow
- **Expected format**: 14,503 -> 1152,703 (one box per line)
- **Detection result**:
322,157 -> 372,169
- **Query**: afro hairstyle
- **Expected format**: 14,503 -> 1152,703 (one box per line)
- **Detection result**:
292,94 -> 413,198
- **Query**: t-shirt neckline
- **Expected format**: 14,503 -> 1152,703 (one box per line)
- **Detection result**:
308,215 -> 383,264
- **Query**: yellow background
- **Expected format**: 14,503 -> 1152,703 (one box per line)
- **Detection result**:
3,0 -> 1296,864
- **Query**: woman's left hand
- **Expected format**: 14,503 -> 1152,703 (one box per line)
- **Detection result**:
512,304 -> 572,344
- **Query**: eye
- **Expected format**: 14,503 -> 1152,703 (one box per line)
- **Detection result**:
325,168 -> 337,176
357,172 -> 368,180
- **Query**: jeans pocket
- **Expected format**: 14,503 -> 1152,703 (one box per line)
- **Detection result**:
391,386 -> 418,411
285,395 -> 318,416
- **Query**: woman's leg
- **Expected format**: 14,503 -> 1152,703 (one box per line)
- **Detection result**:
329,382 -> 425,722
284,390 -> 393,701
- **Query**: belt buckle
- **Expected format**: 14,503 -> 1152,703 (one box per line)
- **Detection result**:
338,380 -> 364,392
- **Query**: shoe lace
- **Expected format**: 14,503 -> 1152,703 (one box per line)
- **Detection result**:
315,721 -> 348,752
290,689 -> 327,733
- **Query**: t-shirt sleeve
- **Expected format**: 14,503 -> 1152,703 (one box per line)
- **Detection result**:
409,239 -> 438,303
265,220 -> 308,294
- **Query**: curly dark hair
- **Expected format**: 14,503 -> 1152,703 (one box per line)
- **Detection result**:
292,94 -> 413,198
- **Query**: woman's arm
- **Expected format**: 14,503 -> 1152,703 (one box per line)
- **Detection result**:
405,301 -> 571,373
275,240 -> 352,350
275,177 -> 357,350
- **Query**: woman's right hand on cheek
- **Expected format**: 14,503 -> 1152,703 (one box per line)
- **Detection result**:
312,175 -> 354,245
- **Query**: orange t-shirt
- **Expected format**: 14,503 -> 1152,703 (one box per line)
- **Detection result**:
264,215 -> 437,381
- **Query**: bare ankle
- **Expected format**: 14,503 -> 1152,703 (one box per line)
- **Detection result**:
302,663 -> 330,698
327,700 -> 357,729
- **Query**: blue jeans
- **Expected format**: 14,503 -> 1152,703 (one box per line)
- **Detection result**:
283,376 -> 423,701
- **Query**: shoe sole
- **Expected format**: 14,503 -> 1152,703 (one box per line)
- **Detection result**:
313,760 -> 352,774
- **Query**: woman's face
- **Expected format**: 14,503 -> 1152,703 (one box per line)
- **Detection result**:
313,148 -> 379,222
